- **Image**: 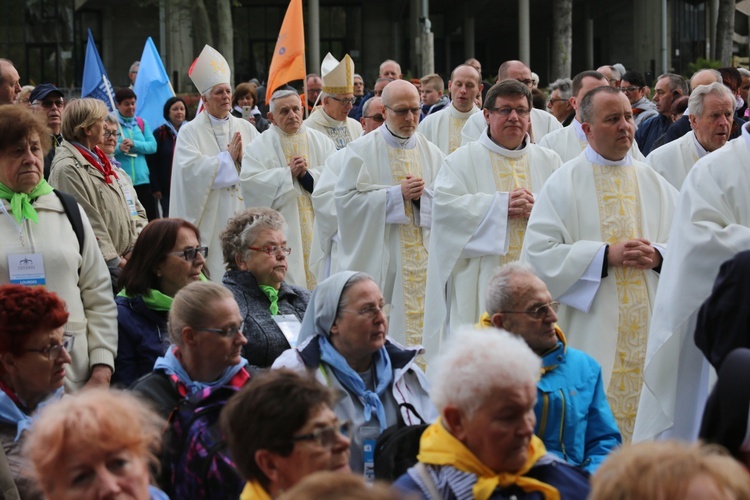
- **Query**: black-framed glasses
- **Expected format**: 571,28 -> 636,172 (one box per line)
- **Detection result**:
35,99 -> 65,109
385,105 -> 421,117
340,304 -> 391,321
103,130 -> 121,139
329,96 -> 356,106
168,246 -> 208,261
23,334 -> 75,360
363,114 -> 385,122
248,246 -> 292,257
197,321 -> 245,338
487,106 -> 530,117
502,301 -> 560,320
620,86 -> 642,93
291,421 -> 352,449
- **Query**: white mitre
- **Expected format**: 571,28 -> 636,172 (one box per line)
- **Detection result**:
321,53 -> 354,95
189,44 -> 231,94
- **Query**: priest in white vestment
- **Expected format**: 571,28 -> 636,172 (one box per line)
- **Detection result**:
240,90 -> 336,290
305,53 -> 363,149
334,80 -> 444,347
460,60 -> 561,145
539,70 -> 645,163
632,122 -> 750,443
418,64 -> 483,155
169,45 -> 259,280
521,87 -> 678,442
422,81 -> 562,363
310,96 -> 385,281
645,82 -> 735,190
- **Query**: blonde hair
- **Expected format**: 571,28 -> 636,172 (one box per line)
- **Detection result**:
168,281 -> 234,345
61,97 -> 108,142
419,73 -> 444,93
590,441 -> 750,500
23,389 -> 163,496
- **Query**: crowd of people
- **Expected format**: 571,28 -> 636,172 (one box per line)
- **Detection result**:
1,42 -> 750,498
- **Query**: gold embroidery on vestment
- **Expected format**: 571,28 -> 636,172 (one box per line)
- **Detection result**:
490,151 -> 531,265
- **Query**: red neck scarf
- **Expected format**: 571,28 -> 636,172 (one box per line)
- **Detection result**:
74,144 -> 118,184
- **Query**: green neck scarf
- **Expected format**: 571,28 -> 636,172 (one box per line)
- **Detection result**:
0,180 -> 54,223
117,274 -> 208,311
259,285 -> 279,316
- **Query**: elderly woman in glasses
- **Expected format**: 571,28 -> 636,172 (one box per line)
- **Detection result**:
273,271 -> 436,476
220,208 -> 311,368
0,285 -> 73,499
113,218 -> 206,387
222,369 -> 351,499
131,281 -> 250,499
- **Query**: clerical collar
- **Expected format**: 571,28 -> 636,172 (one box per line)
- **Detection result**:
208,113 -> 230,124
572,118 -> 587,142
449,105 -> 478,119
742,122 -> 750,151
381,124 -> 417,149
584,145 -> 632,166
691,131 -> 709,159
479,130 -> 529,158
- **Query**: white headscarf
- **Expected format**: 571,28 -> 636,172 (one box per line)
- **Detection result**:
296,271 -> 359,345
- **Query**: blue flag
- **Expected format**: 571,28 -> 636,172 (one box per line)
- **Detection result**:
81,29 -> 116,112
133,37 -> 175,130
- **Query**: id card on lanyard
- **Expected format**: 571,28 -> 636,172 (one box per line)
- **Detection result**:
117,178 -> 139,220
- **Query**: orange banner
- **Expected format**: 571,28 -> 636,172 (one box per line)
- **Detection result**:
266,0 -> 306,103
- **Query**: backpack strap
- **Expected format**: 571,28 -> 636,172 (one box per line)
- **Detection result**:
398,402 -> 427,427
414,462 -> 441,499
54,189 -> 84,254
136,116 -> 145,133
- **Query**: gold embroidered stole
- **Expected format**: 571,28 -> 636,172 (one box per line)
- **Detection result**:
593,164 -> 649,443
490,151 -> 531,264
448,115 -> 468,154
387,146 -> 428,347
280,132 -> 317,289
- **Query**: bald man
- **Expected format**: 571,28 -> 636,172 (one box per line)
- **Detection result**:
334,80 -> 444,347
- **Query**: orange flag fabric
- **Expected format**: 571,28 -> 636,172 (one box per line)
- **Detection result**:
266,0 -> 306,103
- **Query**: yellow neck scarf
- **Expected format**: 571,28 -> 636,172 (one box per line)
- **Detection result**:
417,419 -> 560,500
239,481 -> 272,500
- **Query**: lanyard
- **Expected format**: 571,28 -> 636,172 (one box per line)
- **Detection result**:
0,201 -> 25,246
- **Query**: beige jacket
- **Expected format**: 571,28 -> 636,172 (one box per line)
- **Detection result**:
49,141 -> 147,261
0,193 -> 117,389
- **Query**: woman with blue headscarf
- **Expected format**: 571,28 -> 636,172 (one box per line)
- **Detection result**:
273,271 -> 436,477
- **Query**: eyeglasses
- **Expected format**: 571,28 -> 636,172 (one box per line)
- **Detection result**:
385,106 -> 421,117
35,99 -> 65,109
197,321 -> 245,338
339,303 -> 391,320
502,301 -> 560,320
103,130 -> 121,139
363,114 -> 384,122
329,96 -> 356,106
516,78 -> 534,87
620,86 -> 642,93
168,246 -> 208,261
23,334 -> 75,360
291,421 -> 352,449
248,246 -> 292,257
487,107 -> 531,117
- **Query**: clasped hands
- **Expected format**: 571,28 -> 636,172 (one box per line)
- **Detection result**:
508,187 -> 534,218
609,238 -> 662,269
401,174 -> 424,201
288,155 -> 308,178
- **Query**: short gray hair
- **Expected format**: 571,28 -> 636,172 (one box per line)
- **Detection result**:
739,68 -> 750,79
484,262 -> 537,315
169,281 -> 234,345
549,78 -> 573,100
690,69 -> 722,90
269,89 -> 299,114
104,112 -> 118,125
657,73 -> 689,95
220,208 -> 287,271
579,86 -> 622,123
689,82 -> 735,118
129,61 -> 140,73
361,96 -> 381,117
430,327 -> 541,417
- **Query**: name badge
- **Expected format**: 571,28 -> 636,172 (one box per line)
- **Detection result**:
273,314 -> 302,348
8,253 -> 46,286
360,426 -> 380,483
117,179 -> 139,219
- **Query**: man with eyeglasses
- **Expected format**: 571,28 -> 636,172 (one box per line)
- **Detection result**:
309,96 -> 385,282
29,83 -> 65,179
620,71 -> 657,129
482,262 -> 621,472
422,80 -> 561,360
241,89 -> 336,290
305,53 -> 363,150
546,78 -> 575,126
597,65 -> 622,88
539,70 -> 645,163
523,86 -> 678,442
335,79 -> 444,348
461,60 -> 562,145
418,64 -> 484,155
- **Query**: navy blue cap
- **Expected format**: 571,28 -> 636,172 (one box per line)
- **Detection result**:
29,84 -> 64,103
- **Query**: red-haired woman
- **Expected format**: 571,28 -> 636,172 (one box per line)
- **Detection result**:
0,284 -> 73,499
114,218 -> 206,386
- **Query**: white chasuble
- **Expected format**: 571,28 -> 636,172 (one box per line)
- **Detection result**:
305,108 -> 363,150
240,125 -> 335,289
418,105 -> 480,155
422,136 -> 561,366
170,112 -> 259,280
645,131 -> 705,190
310,148 -> 346,281
539,119 -> 646,164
